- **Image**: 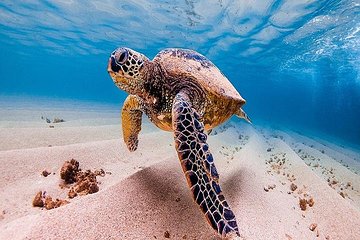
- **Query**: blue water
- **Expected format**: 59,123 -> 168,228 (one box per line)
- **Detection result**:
0,0 -> 359,145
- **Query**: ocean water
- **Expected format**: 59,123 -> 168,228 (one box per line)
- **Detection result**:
0,0 -> 359,146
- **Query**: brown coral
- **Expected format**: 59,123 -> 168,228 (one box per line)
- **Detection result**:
33,159 -> 106,210
32,191 -> 44,207
60,159 -> 80,184
44,196 -> 56,210
68,187 -> 77,199
55,199 -> 69,208
60,162 -> 101,198
44,196 -> 69,210
72,170 -> 99,196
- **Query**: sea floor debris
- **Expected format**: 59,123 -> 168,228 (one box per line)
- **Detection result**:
33,159 -> 109,210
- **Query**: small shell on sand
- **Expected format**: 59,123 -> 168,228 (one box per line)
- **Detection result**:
42,170 -> 51,177
164,230 -> 170,238
95,169 -> 106,177
264,184 -> 276,192
299,198 -> 307,211
285,233 -> 293,239
290,183 -> 297,191
309,223 -> 318,231
307,197 -> 315,207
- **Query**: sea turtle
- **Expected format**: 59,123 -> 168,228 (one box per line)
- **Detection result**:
107,47 -> 250,238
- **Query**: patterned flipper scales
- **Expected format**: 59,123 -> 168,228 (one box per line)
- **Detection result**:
172,91 -> 240,238
122,95 -> 143,152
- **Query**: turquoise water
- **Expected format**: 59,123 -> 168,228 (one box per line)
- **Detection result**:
0,0 -> 359,145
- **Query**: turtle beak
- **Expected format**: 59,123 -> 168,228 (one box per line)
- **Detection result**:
107,58 -> 112,73
107,57 -> 128,88
107,57 -> 125,80
107,57 -> 116,74
107,58 -> 116,80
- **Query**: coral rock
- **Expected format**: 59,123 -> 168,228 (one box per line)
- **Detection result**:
53,118 -> 65,123
32,191 -> 44,207
54,199 -> 69,208
71,169 -> 99,196
74,177 -> 99,195
44,196 -> 69,210
88,182 -> 99,194
68,187 -> 77,199
60,159 -> 80,184
44,196 -> 56,210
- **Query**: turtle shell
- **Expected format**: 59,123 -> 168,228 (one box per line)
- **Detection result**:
152,48 -> 245,104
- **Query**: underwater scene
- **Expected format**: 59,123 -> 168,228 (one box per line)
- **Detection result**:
0,0 -> 359,239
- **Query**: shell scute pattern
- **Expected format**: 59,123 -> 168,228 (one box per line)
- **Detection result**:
159,48 -> 215,68
154,48 -> 245,114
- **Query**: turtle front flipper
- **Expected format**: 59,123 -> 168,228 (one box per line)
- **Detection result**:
172,91 -> 240,238
122,95 -> 143,152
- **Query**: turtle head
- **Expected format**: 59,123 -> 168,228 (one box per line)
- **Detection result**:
107,47 -> 149,94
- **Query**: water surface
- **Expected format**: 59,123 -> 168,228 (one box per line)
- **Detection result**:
0,0 -> 359,145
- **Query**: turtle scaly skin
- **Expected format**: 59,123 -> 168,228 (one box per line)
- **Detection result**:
107,47 -> 250,238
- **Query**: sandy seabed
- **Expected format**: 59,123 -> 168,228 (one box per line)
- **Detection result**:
0,99 -> 360,240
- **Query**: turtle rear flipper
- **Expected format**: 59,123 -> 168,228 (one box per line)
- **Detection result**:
122,95 -> 143,152
172,91 -> 240,238
235,108 -> 251,124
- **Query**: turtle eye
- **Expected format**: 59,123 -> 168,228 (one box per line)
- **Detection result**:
115,50 -> 128,65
